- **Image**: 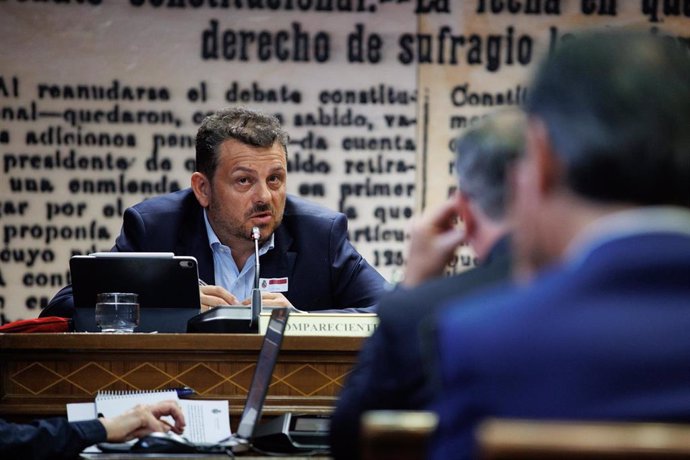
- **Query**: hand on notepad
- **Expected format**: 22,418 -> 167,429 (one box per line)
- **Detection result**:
199,285 -> 241,312
99,400 -> 186,443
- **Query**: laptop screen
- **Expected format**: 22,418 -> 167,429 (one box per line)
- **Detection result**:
236,307 -> 290,439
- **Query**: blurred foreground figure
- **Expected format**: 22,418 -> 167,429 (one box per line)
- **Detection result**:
331,110 -> 525,459
431,30 -> 690,459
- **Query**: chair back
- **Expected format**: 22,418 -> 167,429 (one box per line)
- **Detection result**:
361,410 -> 438,460
477,418 -> 690,459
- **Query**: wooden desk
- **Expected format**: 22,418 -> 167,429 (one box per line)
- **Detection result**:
81,455 -> 330,459
0,333 -> 364,422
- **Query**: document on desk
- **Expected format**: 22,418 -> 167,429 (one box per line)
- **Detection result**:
177,399 -> 231,443
67,391 -> 231,444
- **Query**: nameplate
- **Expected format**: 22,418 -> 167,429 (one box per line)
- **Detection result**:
259,312 -> 378,337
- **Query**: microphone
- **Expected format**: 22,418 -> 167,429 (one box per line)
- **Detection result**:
250,226 -> 261,326
185,227 -> 263,334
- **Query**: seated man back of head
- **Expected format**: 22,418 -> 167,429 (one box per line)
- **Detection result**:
431,30 -> 690,460
330,110 -> 525,460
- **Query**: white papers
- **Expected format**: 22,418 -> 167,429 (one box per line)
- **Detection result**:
67,391 -> 231,444
66,402 -> 97,421
179,399 -> 232,444
95,390 -> 179,419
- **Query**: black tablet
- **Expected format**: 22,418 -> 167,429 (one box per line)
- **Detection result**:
70,252 -> 201,332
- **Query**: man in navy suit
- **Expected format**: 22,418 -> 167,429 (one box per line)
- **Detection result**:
330,110 -> 525,459
1,400 -> 185,459
44,107 -> 385,316
431,31 -> 690,459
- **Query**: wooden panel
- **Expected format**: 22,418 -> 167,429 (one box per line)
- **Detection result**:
0,333 -> 364,421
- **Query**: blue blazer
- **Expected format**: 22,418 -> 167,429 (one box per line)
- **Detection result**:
431,232 -> 690,460
330,237 -> 512,460
0,417 -> 105,459
42,189 -> 386,316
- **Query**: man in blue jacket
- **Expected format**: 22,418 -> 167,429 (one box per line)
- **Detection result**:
431,31 -> 690,459
43,107 -> 385,316
330,110 -> 524,459
1,400 -> 184,459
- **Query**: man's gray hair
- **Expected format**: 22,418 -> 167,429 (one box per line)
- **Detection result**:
454,110 -> 526,221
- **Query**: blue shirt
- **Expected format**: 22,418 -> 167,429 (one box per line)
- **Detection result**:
203,210 -> 275,302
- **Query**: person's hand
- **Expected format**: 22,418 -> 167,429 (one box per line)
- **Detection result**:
99,400 -> 186,442
242,292 -> 293,308
401,195 -> 465,288
199,285 -> 241,312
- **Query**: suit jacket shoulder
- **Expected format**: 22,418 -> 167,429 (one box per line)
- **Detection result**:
117,188 -> 206,251
329,237 -> 512,460
377,235 -> 512,325
267,195 -> 386,310
431,232 -> 690,460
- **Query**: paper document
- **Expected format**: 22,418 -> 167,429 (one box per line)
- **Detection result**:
67,390 -> 231,444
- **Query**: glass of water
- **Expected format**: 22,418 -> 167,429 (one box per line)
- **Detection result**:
95,292 -> 139,333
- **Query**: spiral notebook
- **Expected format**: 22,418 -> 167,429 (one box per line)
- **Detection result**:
95,389 -> 179,419
68,389 -> 230,444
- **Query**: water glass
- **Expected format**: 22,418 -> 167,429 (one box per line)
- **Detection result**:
95,292 -> 139,333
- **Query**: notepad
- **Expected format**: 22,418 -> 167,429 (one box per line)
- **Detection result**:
68,389 -> 231,444
95,389 -> 180,419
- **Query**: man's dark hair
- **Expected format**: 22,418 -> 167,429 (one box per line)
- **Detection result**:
195,107 -> 289,180
455,110 -> 525,221
525,30 -> 690,206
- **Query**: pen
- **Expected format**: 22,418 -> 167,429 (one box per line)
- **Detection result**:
198,279 -> 208,286
173,386 -> 196,398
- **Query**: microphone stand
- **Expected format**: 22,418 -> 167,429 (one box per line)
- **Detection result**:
250,226 -> 262,327
186,227 -> 263,334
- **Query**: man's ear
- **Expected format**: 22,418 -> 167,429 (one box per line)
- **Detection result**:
528,117 -> 562,195
457,191 -> 476,242
191,172 -> 210,208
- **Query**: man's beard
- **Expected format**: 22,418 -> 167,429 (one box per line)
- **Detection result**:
208,199 -> 283,244
245,203 -> 283,241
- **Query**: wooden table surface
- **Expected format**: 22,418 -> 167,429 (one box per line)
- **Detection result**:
0,333 -> 365,422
